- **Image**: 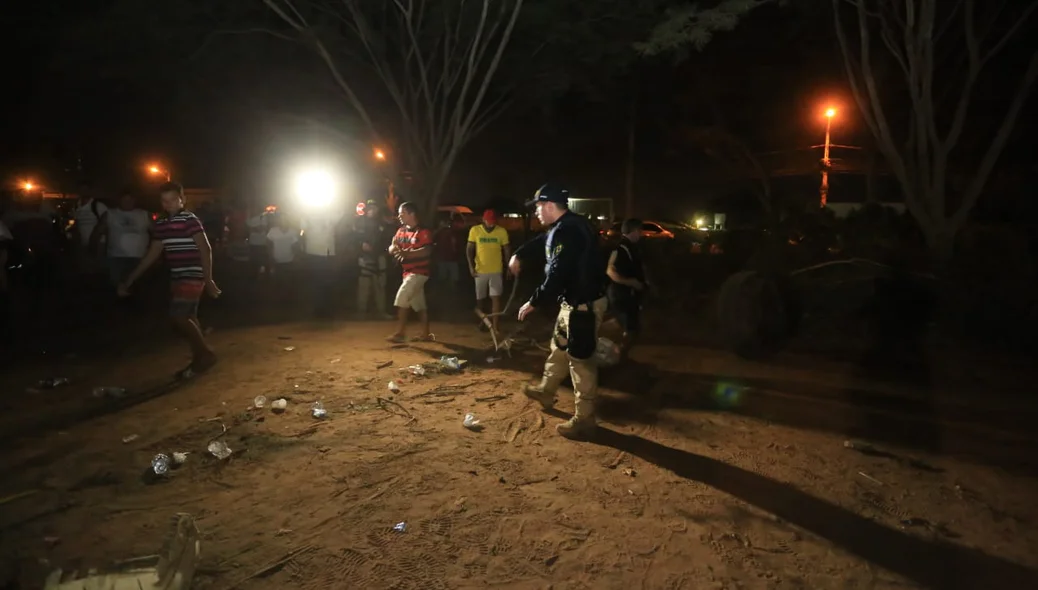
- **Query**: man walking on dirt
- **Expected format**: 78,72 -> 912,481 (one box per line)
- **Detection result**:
606,218 -> 647,359
509,184 -> 607,440
387,202 -> 434,343
467,209 -> 511,333
119,182 -> 221,379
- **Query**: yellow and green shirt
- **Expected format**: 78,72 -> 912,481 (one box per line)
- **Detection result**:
467,224 -> 510,274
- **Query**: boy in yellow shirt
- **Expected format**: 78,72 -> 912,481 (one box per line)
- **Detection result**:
466,209 -> 512,332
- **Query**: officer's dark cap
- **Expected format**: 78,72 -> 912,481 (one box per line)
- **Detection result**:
526,183 -> 570,207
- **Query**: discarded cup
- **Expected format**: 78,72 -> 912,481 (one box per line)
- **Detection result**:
463,413 -> 481,430
207,440 -> 232,460
388,381 -> 400,393
593,337 -> 621,367
439,356 -> 462,371
271,398 -> 287,411
311,401 -> 327,419
92,386 -> 127,398
254,395 -> 267,408
152,454 -> 171,475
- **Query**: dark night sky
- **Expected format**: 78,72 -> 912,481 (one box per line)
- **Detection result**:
2,1 -> 1035,219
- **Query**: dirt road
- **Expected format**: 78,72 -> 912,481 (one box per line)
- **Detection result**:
2,319 -> 1037,589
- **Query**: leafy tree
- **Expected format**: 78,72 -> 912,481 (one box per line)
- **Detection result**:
636,0 -> 779,56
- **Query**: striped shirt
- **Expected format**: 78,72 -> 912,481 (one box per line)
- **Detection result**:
393,225 -> 432,277
154,210 -> 206,281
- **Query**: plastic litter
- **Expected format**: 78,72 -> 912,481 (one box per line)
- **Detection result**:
172,452 -> 189,465
593,337 -> 621,367
439,356 -> 462,371
271,398 -> 287,411
388,381 -> 400,393
311,401 -> 327,419
393,522 -> 407,532
207,440 -> 232,460
151,454 -> 171,475
38,378 -> 71,389
122,434 -> 139,444
463,413 -> 481,430
407,365 -> 426,376
253,395 -> 267,408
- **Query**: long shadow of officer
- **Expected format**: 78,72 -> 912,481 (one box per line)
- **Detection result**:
509,184 -> 608,441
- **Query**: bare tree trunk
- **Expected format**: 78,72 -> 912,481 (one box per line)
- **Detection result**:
831,0 -> 1038,263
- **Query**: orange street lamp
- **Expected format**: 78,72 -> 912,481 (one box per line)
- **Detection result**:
820,107 -> 837,208
22,181 -> 35,191
148,164 -> 171,181
373,148 -> 386,161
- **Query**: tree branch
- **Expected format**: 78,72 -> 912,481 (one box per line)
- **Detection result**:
952,52 -> 1038,228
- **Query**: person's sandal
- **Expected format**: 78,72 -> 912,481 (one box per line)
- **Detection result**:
410,334 -> 436,342
386,334 -> 406,344
44,512 -> 201,590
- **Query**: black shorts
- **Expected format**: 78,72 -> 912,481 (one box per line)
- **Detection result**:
609,294 -> 641,334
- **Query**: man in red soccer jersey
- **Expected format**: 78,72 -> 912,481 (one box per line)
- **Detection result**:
119,182 -> 221,378
386,201 -> 433,342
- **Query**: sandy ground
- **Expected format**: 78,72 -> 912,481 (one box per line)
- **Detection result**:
2,296 -> 1038,589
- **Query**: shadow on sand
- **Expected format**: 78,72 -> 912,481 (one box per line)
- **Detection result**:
557,413 -> 1038,589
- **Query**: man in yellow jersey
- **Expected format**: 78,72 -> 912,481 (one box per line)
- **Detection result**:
466,209 -> 512,333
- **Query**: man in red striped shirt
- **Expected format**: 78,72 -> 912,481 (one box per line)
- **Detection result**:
387,202 -> 433,342
119,182 -> 221,378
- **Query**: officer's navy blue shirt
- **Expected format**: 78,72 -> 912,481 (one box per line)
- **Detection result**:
516,211 -> 605,308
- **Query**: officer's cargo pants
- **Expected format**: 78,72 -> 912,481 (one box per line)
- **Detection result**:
541,297 -> 608,404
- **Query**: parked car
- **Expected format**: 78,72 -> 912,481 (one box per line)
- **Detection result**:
600,220 -> 676,241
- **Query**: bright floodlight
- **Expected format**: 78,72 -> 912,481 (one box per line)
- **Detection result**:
374,148 -> 386,161
294,168 -> 338,208
825,107 -> 836,118
23,181 -> 34,190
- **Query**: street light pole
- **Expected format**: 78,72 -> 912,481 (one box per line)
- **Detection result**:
820,108 -> 835,208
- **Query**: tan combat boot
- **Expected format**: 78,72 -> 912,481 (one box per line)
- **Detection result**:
522,381 -> 556,409
556,398 -> 597,440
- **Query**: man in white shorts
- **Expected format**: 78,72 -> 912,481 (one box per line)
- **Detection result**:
387,202 -> 433,342
466,209 -> 511,333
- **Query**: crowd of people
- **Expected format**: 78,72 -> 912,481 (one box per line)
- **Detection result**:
1,181 -> 652,441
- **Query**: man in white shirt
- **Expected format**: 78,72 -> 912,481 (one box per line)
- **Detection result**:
266,214 -> 300,302
74,187 -> 108,274
91,192 -> 152,289
301,207 -> 343,318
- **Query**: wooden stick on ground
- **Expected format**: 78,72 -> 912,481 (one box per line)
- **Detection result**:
221,544 -> 315,590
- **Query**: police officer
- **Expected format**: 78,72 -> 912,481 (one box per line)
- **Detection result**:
509,184 -> 607,440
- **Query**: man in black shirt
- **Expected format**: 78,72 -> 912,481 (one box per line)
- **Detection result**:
606,218 -> 646,359
510,184 -> 608,440
356,200 -> 392,318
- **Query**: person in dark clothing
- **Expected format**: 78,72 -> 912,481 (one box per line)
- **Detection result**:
606,218 -> 647,359
356,200 -> 393,318
510,183 -> 608,440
